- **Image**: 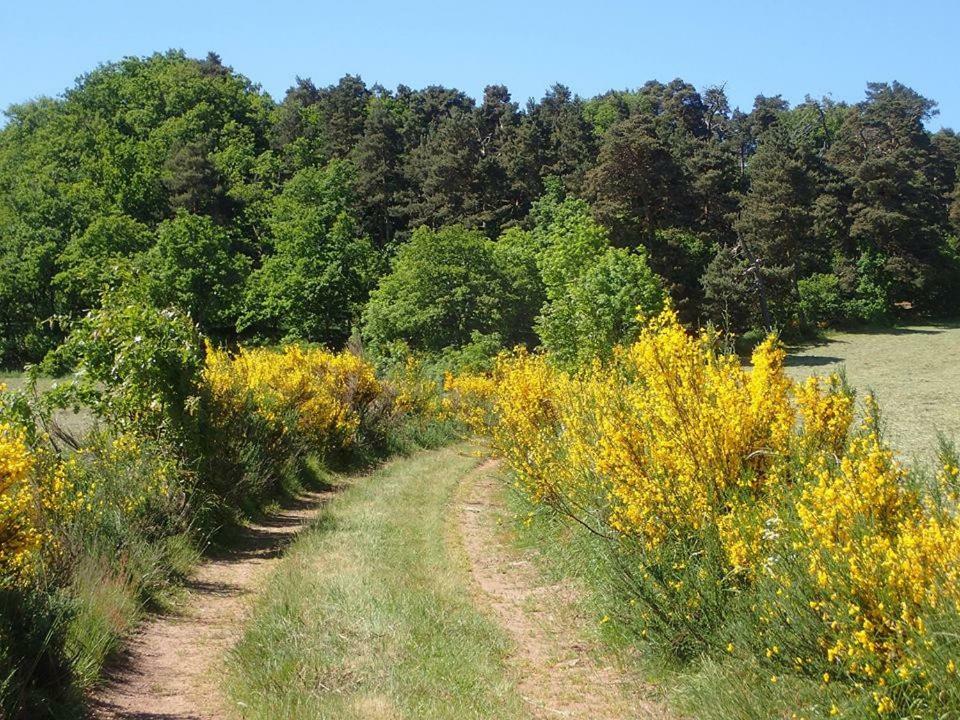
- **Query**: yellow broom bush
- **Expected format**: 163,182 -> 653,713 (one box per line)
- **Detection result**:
0,421 -> 42,581
450,307 -> 960,716
204,344 -> 382,453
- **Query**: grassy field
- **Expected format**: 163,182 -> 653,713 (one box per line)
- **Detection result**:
225,444 -> 525,720
785,324 -> 960,465
0,371 -> 93,438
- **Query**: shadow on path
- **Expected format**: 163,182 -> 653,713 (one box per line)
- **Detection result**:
88,487 -> 333,720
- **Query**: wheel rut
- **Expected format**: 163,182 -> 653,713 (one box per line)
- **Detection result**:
458,459 -> 673,720
88,489 -> 332,720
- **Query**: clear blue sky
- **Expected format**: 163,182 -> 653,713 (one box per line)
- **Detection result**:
2,0 -> 957,129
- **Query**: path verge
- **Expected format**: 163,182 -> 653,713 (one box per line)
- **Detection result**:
458,459 -> 672,720
89,487 -> 333,720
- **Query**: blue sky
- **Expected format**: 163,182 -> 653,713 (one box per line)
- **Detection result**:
2,0 -> 957,129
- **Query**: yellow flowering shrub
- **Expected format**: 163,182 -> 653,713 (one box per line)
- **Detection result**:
0,422 -> 42,580
204,344 -> 382,452
450,307 -> 960,715
794,374 -> 855,455
480,350 -> 573,504
593,310 -> 794,547
442,369 -> 497,434
390,355 -> 444,420
796,424 -> 960,685
0,421 -> 92,584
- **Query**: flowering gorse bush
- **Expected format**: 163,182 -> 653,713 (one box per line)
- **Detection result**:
0,421 -> 43,581
448,307 -> 960,717
0,415 -> 184,588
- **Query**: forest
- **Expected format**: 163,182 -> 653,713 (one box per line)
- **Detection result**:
2,50 -> 959,371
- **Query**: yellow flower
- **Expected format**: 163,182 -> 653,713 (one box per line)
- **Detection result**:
454,306 -> 960,702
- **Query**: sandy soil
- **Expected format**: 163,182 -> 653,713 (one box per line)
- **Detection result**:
458,460 -> 672,720
88,489 -> 332,720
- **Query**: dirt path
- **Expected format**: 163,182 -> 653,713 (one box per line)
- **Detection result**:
89,489 -> 333,720
458,460 -> 671,720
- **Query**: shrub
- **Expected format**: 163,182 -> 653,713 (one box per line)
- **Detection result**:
0,422 -> 44,582
202,343 -> 385,497
450,308 -> 960,718
41,277 -> 206,446
536,247 -> 663,368
533,197 -> 664,367
797,272 -> 845,327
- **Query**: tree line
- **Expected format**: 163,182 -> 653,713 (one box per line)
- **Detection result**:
1,50 -> 958,367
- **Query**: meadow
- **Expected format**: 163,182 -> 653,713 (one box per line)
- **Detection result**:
786,325 -> 960,464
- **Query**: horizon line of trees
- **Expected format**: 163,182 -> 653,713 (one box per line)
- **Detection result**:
1,50 -> 959,368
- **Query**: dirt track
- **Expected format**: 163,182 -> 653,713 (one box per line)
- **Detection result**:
458,460 -> 671,720
89,490 -> 331,720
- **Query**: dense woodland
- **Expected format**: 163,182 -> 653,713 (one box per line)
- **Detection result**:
2,50 -> 959,368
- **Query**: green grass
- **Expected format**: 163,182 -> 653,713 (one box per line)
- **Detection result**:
786,324 -> 960,465
226,444 -> 525,720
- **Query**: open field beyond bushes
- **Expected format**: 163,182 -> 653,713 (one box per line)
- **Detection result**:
786,324 -> 960,464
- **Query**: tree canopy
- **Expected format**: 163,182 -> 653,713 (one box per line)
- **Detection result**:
2,51 -> 959,369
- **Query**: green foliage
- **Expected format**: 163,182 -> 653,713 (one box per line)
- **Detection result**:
848,251 -> 895,324
829,82 -> 955,314
0,51 -> 274,362
54,215 -> 153,310
650,228 -> 715,316
702,246 -> 757,332
538,247 -> 664,368
531,197 -> 664,367
797,273 -> 845,326
41,276 -> 205,443
0,224 -> 60,366
363,225 -> 513,355
491,227 -> 547,347
4,51 -> 960,358
146,212 -> 249,335
533,196 -> 608,293
241,161 -> 375,345
587,114 -> 686,246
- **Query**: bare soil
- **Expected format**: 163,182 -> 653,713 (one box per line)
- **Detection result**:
88,489 -> 332,720
458,459 -> 672,720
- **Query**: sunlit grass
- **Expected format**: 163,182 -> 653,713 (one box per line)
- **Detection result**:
226,444 -> 525,720
786,324 -> 960,465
